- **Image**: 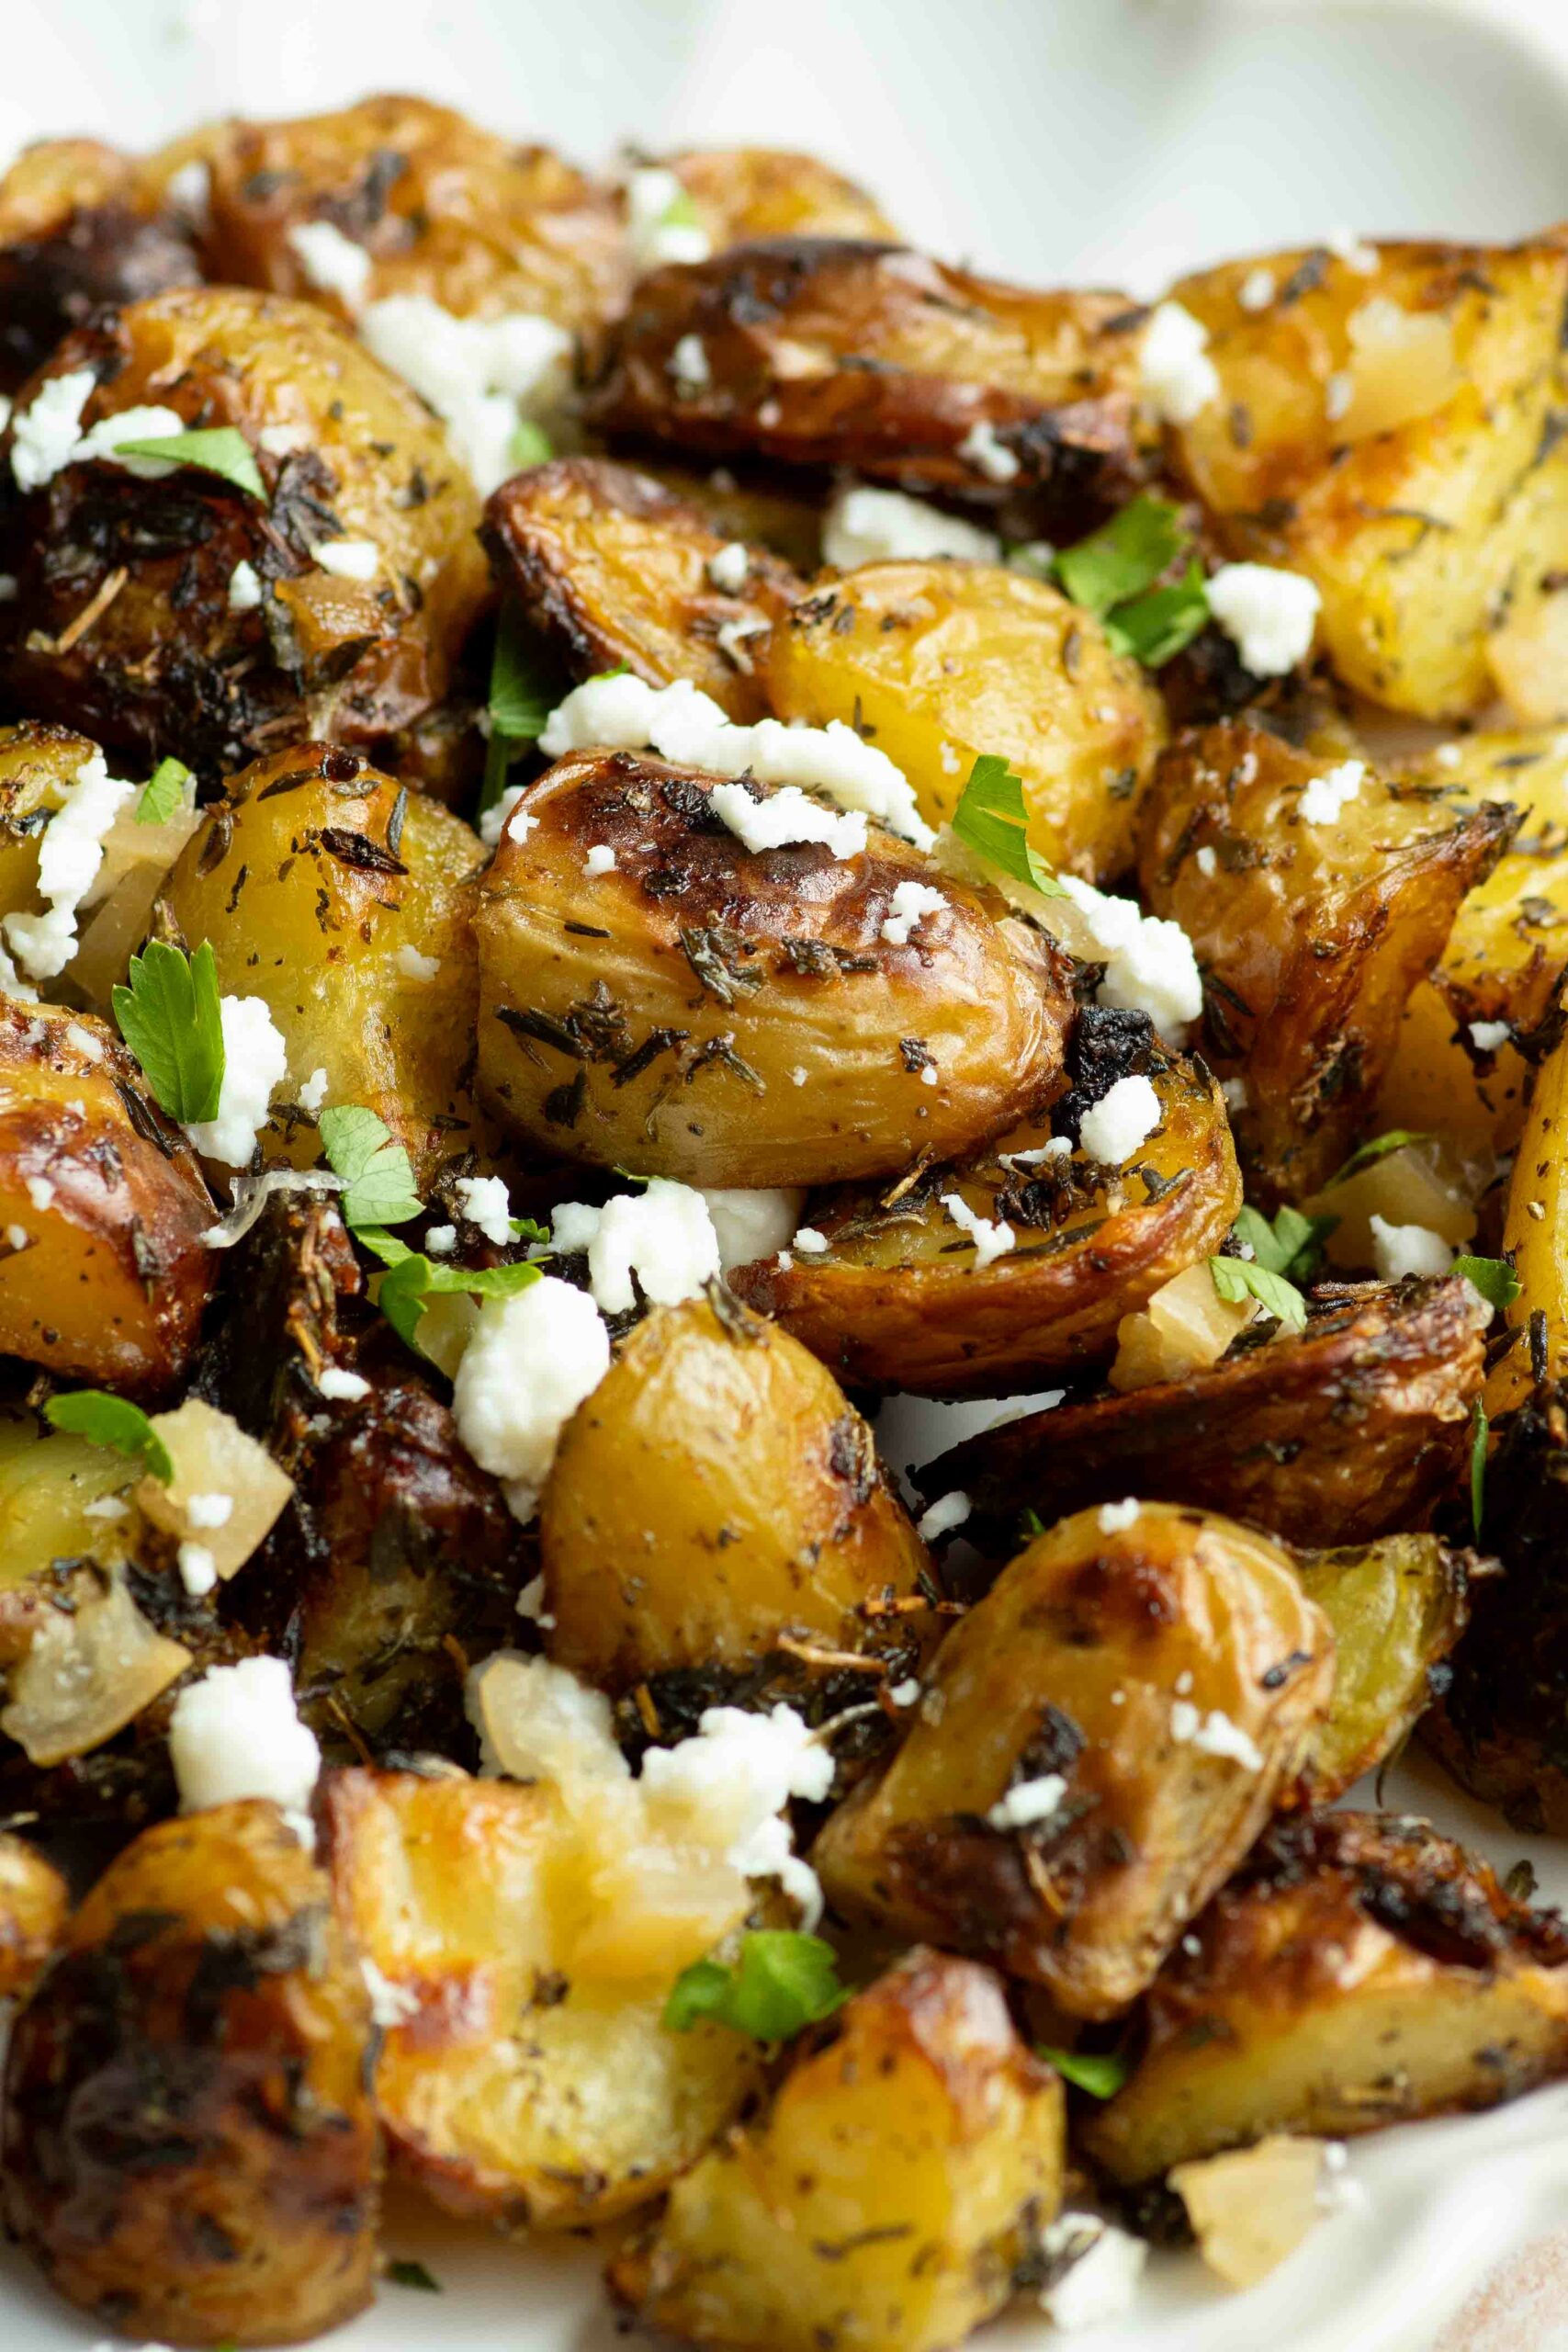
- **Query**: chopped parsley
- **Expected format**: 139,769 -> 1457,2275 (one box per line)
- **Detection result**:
356,1227 -> 544,1352
385,2259 -> 442,2292
135,755 -> 194,827
1038,2046 -> 1131,2098
110,426 -> 266,501
1324,1129 -> 1434,1188
1103,559 -> 1210,668
507,418 -> 553,470
44,1391 -> 173,1483
1054,497 -> 1213,670
479,604 -> 560,818
1451,1254 -> 1521,1311
664,1931 -> 848,2042
318,1105 -> 423,1230
112,939 -> 224,1124
951,754 -> 1066,897
1232,1202 -> 1337,1284
1209,1254 -> 1308,1331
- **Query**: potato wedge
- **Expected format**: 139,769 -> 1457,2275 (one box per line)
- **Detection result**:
1084,1813 -> 1568,2182
764,560 -> 1166,871
2,1800 -> 379,2345
814,1503 -> 1332,2017
1483,1012 -> 1568,1418
731,1040 -> 1239,1396
1291,1534 -> 1472,1804
0,1835 -> 67,1998
608,1949 -> 1065,2352
0,136 -> 197,392
660,148 -> 897,249
475,751 -> 1070,1186
483,458 -> 803,721
922,1276 -> 1490,1550
0,718 -> 109,942
1168,233 -> 1568,718
1139,719 -> 1517,1199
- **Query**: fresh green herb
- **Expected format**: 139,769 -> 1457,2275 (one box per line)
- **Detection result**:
1209,1254 -> 1308,1332
1323,1129 -> 1434,1189
1037,2046 -> 1131,2099
1452,1254 -> 1522,1311
385,2259 -> 441,2293
357,1227 -> 544,1351
509,1215 -> 550,1243
1470,1396 -> 1488,1535
1055,497 -> 1188,617
1103,559 -> 1211,668
951,754 -> 1066,898
44,1391 -> 173,1483
111,939 -> 224,1124
135,755 -> 194,827
507,418 -> 553,470
587,661 -> 631,683
1020,1506 -> 1047,1538
479,605 -> 560,817
658,183 -> 705,234
318,1106 -> 423,1229
1232,1202 -> 1337,1284
110,426 -> 266,501
664,1931 -> 848,2042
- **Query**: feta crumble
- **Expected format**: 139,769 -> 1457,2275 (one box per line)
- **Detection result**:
550,1178 -> 720,1314
423,1224 -> 457,1256
888,1678 -> 921,1707
452,1276 -> 612,1520
716,615 -> 771,672
987,1772 -> 1066,1832
24,1175 -> 55,1213
228,560 -> 263,613
186,1492 -> 233,1530
1098,1497 -> 1141,1533
286,219 -> 373,311
358,295 -> 573,495
1298,758 -> 1366,825
1195,843 -> 1218,877
957,417 -> 1021,482
640,1700 -> 834,1925
177,1542 -> 219,1598
454,1172 -> 513,1247
1169,1700 -> 1265,1770
880,878 -> 947,945
1238,266 -> 1277,312
1078,1073 -> 1161,1166
793,1225 -> 829,1254
167,157 -> 212,222
2,750 -> 138,979
395,942 -> 440,980
297,1065 -> 329,1113
1325,369 -> 1353,422
1327,224 -> 1380,274
699,1187 -> 805,1272
709,778 -> 868,859
705,540 -> 750,593
941,1191 -> 1015,1269
1138,301 -> 1220,424
10,368 -> 96,491
310,537 -> 380,582
479,783 -> 527,849
514,1573 -> 555,1628
1054,875 -> 1203,1042
362,1956 -> 421,2029
584,842 -> 618,876
1206,562 -> 1321,676
168,1655 -> 321,1835
317,1366 -> 370,1402
183,996 -> 288,1167
670,333 -> 711,391
1039,2216 -> 1148,2330
1468,1019 -> 1511,1053
625,167 -> 713,269
917,1489 -> 971,1542
1370,1215 -> 1454,1283
73,402 -> 189,477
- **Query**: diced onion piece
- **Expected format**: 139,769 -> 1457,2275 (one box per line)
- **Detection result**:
1109,1261 -> 1261,1393
1170,2135 -> 1330,2289
1306,1138 -> 1478,1273
0,1574 -> 191,1766
135,1396 -> 292,1579
1337,300 -> 1461,442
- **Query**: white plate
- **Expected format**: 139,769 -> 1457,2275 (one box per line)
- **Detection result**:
5,2 -> 1568,2344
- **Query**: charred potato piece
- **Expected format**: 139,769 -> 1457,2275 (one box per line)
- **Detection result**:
590,239 -> 1147,528
661,148 -> 897,248
0,137 -> 198,393
3,1800 -> 379,2344
1084,1813 -> 1568,2182
1483,1014 -> 1568,1419
1139,720 -> 1516,1199
814,1503 -> 1332,2017
0,286 -> 489,782
475,751 -> 1070,1186
1291,1535 -> 1472,1804
734,1036 -> 1238,1397
609,1950 -> 1065,2352
484,458 -> 803,722
0,718 -> 107,939
200,1190 -> 363,1473
765,562 -> 1165,872
0,1001 -> 214,1394
324,1765 -> 766,2227
924,1277 -> 1489,1552
1168,233 -> 1568,718
199,94 -> 626,335
541,1293 -> 928,1694
0,1835 -> 66,1997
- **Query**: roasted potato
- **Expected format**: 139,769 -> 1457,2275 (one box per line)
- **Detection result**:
0,286 -> 490,782
1084,1813 -> 1568,2182
0,1835 -> 67,1996
541,1292 -> 928,1695
731,1035 -> 1240,1397
608,1949 -> 1065,2352
590,238 -> 1148,529
0,137 -> 198,393
1167,232 -> 1568,718
0,718 -> 114,944
475,751 -> 1071,1186
643,456 -> 829,572
923,1276 -> 1490,1551
3,1800 -> 379,2344
1291,1534 -> 1472,1804
1483,1012 -> 1568,1418
1138,719 -> 1517,1199
814,1503 -> 1332,2017
483,458 -> 803,722
764,560 -> 1166,872
323,1764 -> 767,2227
660,148 -> 897,249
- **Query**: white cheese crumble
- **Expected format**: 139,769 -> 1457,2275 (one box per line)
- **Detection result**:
186,1492 -> 233,1530
1369,1215 -> 1454,1283
317,1366 -> 370,1402
1468,1019 -> 1511,1052
1205,562 -> 1321,676
395,943 -> 440,980
167,157 -> 212,222
1238,266 -> 1277,312
451,1275 -> 612,1521
1298,758 -> 1366,826
10,368 -> 96,490
917,1488 -> 971,1543
793,1225 -> 829,1254
3,751 -> 138,979
708,779 -> 868,860
1325,369 -> 1353,422
987,1772 -> 1066,1832
549,1177 -> 720,1314
228,560 -> 263,613
698,1186 -> 805,1272
1098,1497 -> 1141,1533
584,842 -> 618,876
881,878 -> 947,945
1195,844 -> 1217,877
423,1223 -> 457,1256
1078,1073 -> 1161,1166
705,540 -> 750,593
177,1542 -> 219,1598
888,1678 -> 921,1707
168,1655 -> 321,1837
183,995 -> 288,1167
362,1956 -> 421,2029
1054,875 -> 1203,1043
716,615 -> 771,673
1000,1136 -> 1073,1170
297,1065 -> 329,1114
514,1576 -> 557,1630
479,783 -> 527,849
1039,2216 -> 1149,2330
957,418 -> 1021,482
941,1192 -> 1015,1269
625,167 -> 713,269
1221,1076 -> 1248,1111
639,1700 -> 835,1926
670,333 -> 712,391
1169,1701 -> 1265,1770
1327,224 -> 1380,274
82,1494 -> 127,1520
358,295 -> 574,496
1138,301 -> 1220,424
454,1172 -> 513,1247
1434,742 -> 1463,772
286,219 -> 373,311
257,422 -> 311,456
24,1175 -> 55,1213
310,537 -> 380,582
73,402 -> 189,477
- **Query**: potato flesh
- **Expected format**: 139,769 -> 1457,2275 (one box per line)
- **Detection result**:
1486,1012 -> 1568,1415
1291,1535 -> 1471,1803
0,720 -> 102,938
665,148 -> 898,247
0,138 -> 197,392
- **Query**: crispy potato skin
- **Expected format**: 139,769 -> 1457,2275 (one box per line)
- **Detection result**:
1481,1013 -> 1568,1420
0,287 -> 489,781
665,149 -> 897,248
541,1294 -> 928,1691
0,138 -> 198,392
1290,1535 -> 1472,1805
814,1504 -> 1332,2018
0,1001 -> 214,1396
765,562 -> 1166,872
323,1767 -> 765,2227
0,1835 -> 67,1998
608,1950 -> 1065,2352
198,93 -> 627,334
2,1801 -> 379,2345
1085,1814 -> 1568,2182
483,458 -> 803,721
1139,720 -> 1517,1199
0,719 -> 104,935
733,1046 -> 1239,1397
924,1278 -> 1489,1551
1168,234 -> 1568,718
475,750 -> 1071,1186
590,238 -> 1148,527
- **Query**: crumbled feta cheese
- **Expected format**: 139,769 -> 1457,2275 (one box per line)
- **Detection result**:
1325,369 -> 1353,422
1169,1700 -> 1265,1770
1434,741 -> 1463,772
168,1655 -> 321,1832
1298,757 -> 1365,825
625,167 -> 714,269
24,1175 -> 55,1213
1205,562 -> 1321,677
167,157 -> 211,221
514,1573 -> 556,1628
670,333 -> 711,391
987,1772 -> 1066,1831
584,842 -> 618,876
1000,1136 -> 1073,1170
454,1172 -> 513,1248
1468,1019 -> 1511,1052
793,1225 -> 829,1254
177,1542 -> 219,1598
1138,301 -> 1220,424
790,1066 -> 808,1087
888,1678 -> 921,1707
358,295 -> 574,495
1238,266 -> 1277,312
1078,1073 -> 1161,1166
880,878 -> 947,945
550,1177 -> 720,1315
3,750 -> 138,979
479,783 -> 527,848
941,1191 -> 1015,1269
1194,843 -> 1218,878
257,422 -> 310,456
1099,1497 -> 1141,1533
716,615 -> 771,673
1221,1076 -> 1248,1111
310,537 -> 380,582
73,402 -> 188,477
709,778 -> 868,860
228,560 -> 263,613
705,540 -> 750,593
297,1065 -> 329,1114
957,418 -> 1021,482
1369,1215 -> 1454,1283
82,1493 -> 127,1520
362,1956 -> 421,2029
699,1187 -> 806,1272
451,1276 -> 611,1520
917,1488 -> 971,1543
1039,2216 -> 1148,2329
640,1700 -> 833,1924
186,1492 -> 233,1530
317,1365 -> 370,1402
10,368 -> 96,490
287,219 -> 372,311
423,1223 -> 457,1256
1054,875 -> 1203,1043
183,995 -> 288,1167
1327,224 -> 1379,273
395,942 -> 440,981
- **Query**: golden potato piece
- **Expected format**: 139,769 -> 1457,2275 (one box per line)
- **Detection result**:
609,1950 -> 1065,2352
924,1276 -> 1488,1551
1168,233 -> 1568,718
1483,1012 -> 1568,1419
2,1801 -> 379,2345
323,1766 -> 766,2227
732,1039 -> 1239,1397
475,751 -> 1070,1186
641,457 -> 828,572
0,1835 -> 66,1998
1139,719 -> 1516,1199
764,560 -> 1165,874
1291,1534 -> 1472,1804
542,1292 -> 929,1695
0,286 -> 489,782
0,719 -> 107,939
1085,1813 -> 1568,2182
814,1503 -> 1331,2018
483,458 -> 803,722
0,136 -> 198,392
663,148 -> 897,248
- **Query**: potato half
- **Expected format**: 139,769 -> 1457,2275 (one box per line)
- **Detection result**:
660,148 -> 898,249
1291,1534 -> 1472,1804
0,136 -> 197,392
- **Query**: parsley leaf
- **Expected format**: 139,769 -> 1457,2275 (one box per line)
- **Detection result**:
951,754 -> 1066,898
479,605 -> 561,818
136,756 -> 194,827
44,1391 -> 173,1483
1452,1254 -> 1522,1311
385,2259 -> 441,2292
1324,1129 -> 1434,1188
1038,2046 -> 1130,2099
664,1931 -> 848,2042
1209,1254 -> 1308,1331
1055,497 -> 1188,617
508,418 -> 553,470
1232,1202 -> 1337,1284
357,1227 -> 544,1351
318,1106 -> 422,1229
112,939 -> 224,1124
1471,1396 -> 1488,1535
110,426 -> 266,501
1103,559 -> 1210,668
658,182 -> 705,234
